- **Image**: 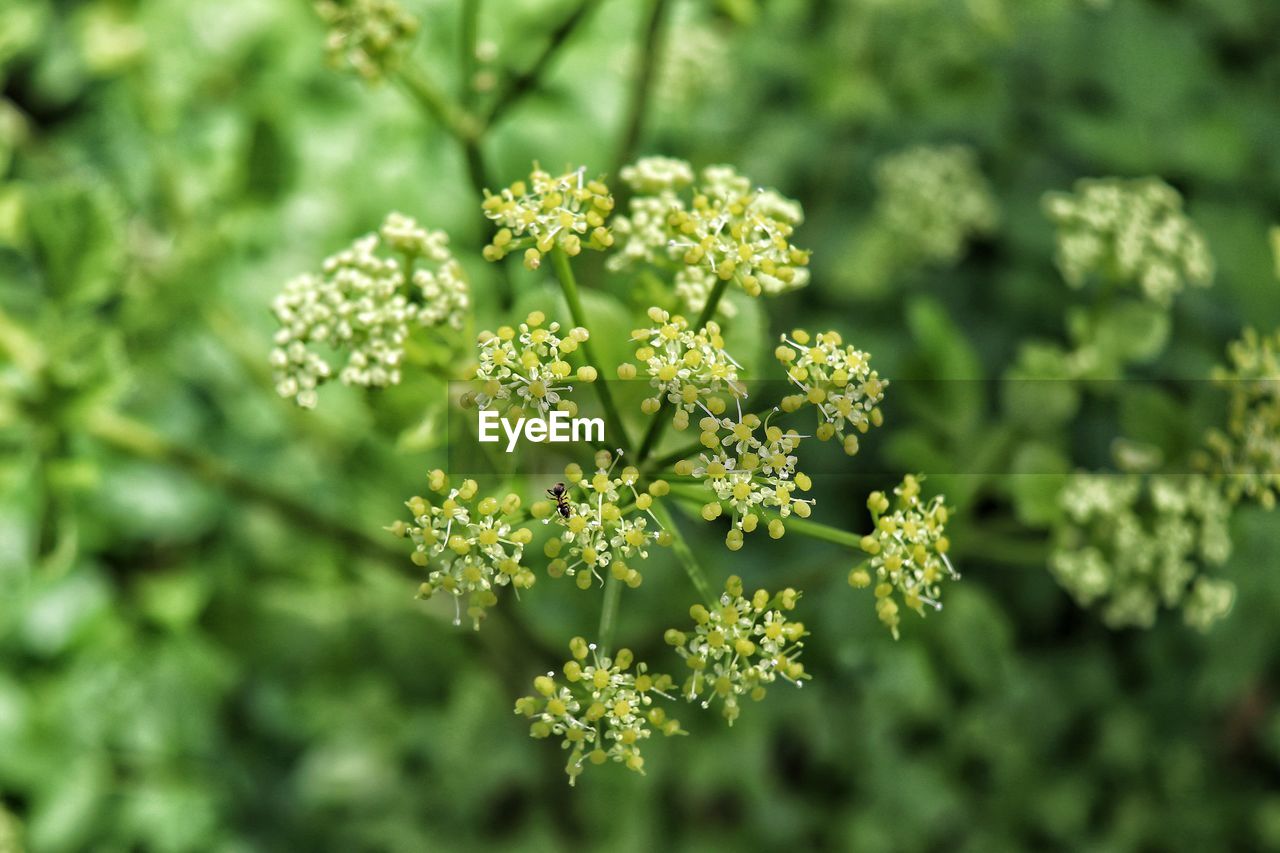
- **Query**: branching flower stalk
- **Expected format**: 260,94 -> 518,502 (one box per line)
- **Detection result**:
275,152 -> 962,783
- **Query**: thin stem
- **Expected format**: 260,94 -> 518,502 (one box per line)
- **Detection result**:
612,0 -> 670,175
85,408 -> 407,564
393,58 -> 514,307
636,275 -> 731,461
484,0 -> 602,126
549,248 -> 631,452
596,572 -> 623,658
394,60 -> 480,143
459,0 -> 481,108
0,307 -> 45,376
650,498 -> 716,605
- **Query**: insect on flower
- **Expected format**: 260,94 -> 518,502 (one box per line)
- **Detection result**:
547,481 -> 574,519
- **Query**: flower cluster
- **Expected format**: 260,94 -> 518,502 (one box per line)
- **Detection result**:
270,212 -> 468,408
315,0 -> 418,81
1202,327 -> 1280,509
466,311 -> 593,417
664,576 -> 808,724
1043,177 -> 1214,305
534,454 -> 671,588
776,329 -> 887,455
1049,473 -> 1234,630
610,157 -> 810,302
481,166 -> 614,270
623,306 -> 745,429
389,470 -> 534,629
514,638 -> 682,785
872,144 -> 999,267
675,412 -> 813,549
852,475 -> 956,638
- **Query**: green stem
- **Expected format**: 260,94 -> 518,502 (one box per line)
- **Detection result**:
459,0 -> 481,108
394,60 -> 480,143
636,276 -> 731,461
597,572 -> 623,658
650,498 -> 716,606
611,0 -> 670,175
85,408 -> 407,564
0,307 -> 46,376
549,248 -> 631,452
395,59 -> 512,307
484,0 -> 603,126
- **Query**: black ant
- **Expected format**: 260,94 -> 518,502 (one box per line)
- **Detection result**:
546,482 -> 573,519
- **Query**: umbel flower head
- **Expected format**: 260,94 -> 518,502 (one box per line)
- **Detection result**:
674,411 -> 813,549
1201,327 -> 1280,509
465,311 -> 593,417
852,475 -> 957,638
533,453 -> 671,588
271,212 -> 468,408
664,576 -> 808,724
1043,177 -> 1214,305
872,143 -> 999,267
610,157 -> 811,303
481,166 -> 615,270
315,0 -> 418,81
1049,472 -> 1234,631
514,637 -> 682,785
389,470 -> 534,629
776,329 -> 887,456
624,306 -> 745,429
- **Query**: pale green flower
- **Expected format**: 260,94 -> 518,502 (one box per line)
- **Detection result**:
665,576 -> 808,724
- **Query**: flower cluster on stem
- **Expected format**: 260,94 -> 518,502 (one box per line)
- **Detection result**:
389,470 -> 534,628
1043,177 -> 1214,305
270,212 -> 468,408
776,329 -> 887,455
610,157 -> 811,303
1201,327 -> 1280,509
532,453 -> 672,588
481,166 -> 615,270
1050,472 -> 1233,630
315,0 -> 419,82
622,306 -> 745,430
664,575 -> 807,724
465,311 -> 593,417
852,475 -> 957,638
872,144 -> 999,267
514,638 -> 682,785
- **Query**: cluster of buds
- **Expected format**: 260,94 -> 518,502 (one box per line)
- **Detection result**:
777,329 -> 887,455
610,157 -> 811,302
1201,327 -> 1280,508
1050,472 -> 1234,630
533,454 -> 671,588
1043,177 -> 1214,305
270,212 -> 468,408
514,638 -> 682,785
481,166 -> 614,270
675,412 -> 812,549
389,470 -> 534,629
872,144 -> 1000,267
852,475 -> 956,638
315,0 -> 418,82
465,311 -> 593,417
621,306 -> 745,429
664,576 -> 808,724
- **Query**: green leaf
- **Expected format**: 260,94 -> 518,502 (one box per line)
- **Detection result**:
1009,442 -> 1070,527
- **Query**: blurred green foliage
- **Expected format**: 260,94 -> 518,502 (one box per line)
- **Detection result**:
3,0 -> 1280,849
